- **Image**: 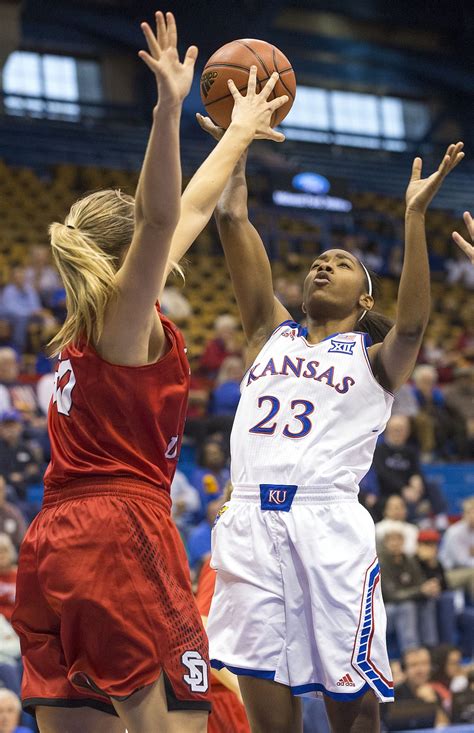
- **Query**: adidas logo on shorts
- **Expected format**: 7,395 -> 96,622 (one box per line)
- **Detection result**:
336,674 -> 356,687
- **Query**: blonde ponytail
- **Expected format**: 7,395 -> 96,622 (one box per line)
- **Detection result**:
48,188 -> 187,355
48,189 -> 135,355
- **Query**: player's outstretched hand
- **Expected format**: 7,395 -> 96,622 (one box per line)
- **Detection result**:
452,211 -> 474,264
405,142 -> 464,215
227,66 -> 287,143
139,11 -> 197,105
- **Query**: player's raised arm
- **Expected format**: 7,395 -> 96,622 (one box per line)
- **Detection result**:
368,143 -> 464,391
112,12 -> 195,333
197,115 -> 290,360
160,67 -> 288,291
452,211 -> 474,264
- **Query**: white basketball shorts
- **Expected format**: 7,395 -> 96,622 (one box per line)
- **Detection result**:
207,484 -> 394,702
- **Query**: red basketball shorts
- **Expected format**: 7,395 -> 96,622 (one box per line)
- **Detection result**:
12,479 -> 211,716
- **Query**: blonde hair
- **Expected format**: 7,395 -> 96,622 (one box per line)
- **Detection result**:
49,189 -> 183,355
49,189 -> 134,354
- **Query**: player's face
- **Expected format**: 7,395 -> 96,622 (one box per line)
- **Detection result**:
302,249 -> 368,321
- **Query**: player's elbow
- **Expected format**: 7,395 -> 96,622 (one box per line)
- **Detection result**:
394,320 -> 428,341
135,208 -> 180,234
215,206 -> 248,226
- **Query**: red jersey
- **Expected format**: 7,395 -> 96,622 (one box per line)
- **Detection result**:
44,312 -> 189,493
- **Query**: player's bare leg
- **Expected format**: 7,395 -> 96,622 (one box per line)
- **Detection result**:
111,673 -> 208,733
238,677 -> 303,733
36,705 -> 126,733
324,689 -> 380,733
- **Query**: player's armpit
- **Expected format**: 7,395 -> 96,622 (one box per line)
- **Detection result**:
368,325 -> 424,393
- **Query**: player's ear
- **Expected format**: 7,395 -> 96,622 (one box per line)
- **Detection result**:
302,301 -> 307,314
358,293 -> 374,312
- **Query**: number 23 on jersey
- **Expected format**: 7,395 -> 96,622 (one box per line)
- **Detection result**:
249,395 -> 314,438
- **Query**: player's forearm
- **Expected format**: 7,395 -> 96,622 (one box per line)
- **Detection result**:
215,151 -> 249,221
395,210 -> 431,338
180,122 -> 253,220
161,125 -> 254,284
134,102 -> 182,233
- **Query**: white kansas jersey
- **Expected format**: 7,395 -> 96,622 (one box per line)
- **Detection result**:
231,321 -> 394,495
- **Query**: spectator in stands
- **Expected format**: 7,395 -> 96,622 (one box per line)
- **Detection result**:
444,366 -> 474,458
439,496 -> 474,597
372,415 -> 447,524
380,530 -> 440,651
208,356 -> 243,418
24,244 -> 61,307
375,495 -> 418,555
198,314 -> 242,379
389,647 -> 449,728
0,348 -> 48,460
416,529 -> 457,644
160,285 -> 192,324
429,644 -> 468,719
416,530 -> 449,593
0,689 -> 30,733
0,348 -> 42,424
451,669 -> 474,725
391,383 -> 419,418
187,493 -> 226,575
412,364 -> 467,460
170,469 -> 201,538
0,411 -> 41,500
1,265 -> 44,353
0,478 -> 25,552
0,534 -> 16,623
191,438 -> 230,518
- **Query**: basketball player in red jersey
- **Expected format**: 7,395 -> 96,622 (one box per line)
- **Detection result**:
11,12 -> 289,733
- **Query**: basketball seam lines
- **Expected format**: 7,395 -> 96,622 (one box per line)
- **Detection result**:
273,48 -> 295,101
236,40 -> 272,79
202,62 -> 256,74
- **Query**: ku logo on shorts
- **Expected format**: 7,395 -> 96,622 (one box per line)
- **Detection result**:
260,484 -> 298,512
181,651 -> 209,693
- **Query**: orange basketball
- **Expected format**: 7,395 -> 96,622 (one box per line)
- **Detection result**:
200,39 -> 296,129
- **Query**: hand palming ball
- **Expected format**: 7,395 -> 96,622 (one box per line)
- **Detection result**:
200,39 -> 296,129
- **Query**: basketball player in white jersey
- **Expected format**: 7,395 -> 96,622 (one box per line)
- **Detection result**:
197,114 -> 463,733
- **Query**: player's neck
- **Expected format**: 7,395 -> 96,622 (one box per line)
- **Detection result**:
305,315 -> 358,344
